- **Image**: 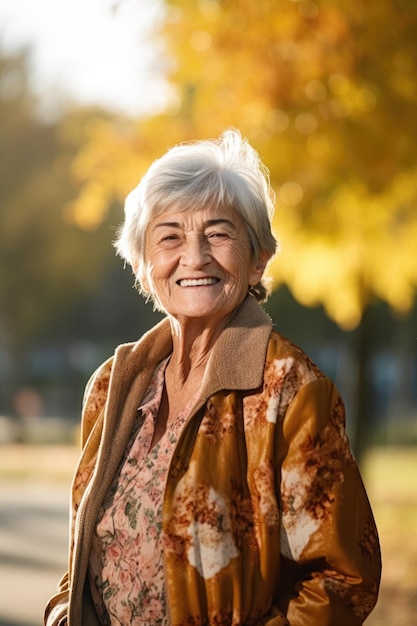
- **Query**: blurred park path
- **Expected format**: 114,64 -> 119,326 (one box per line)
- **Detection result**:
0,445 -> 416,625
0,483 -> 69,626
0,446 -> 77,626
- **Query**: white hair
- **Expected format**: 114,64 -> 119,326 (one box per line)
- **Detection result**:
114,129 -> 279,305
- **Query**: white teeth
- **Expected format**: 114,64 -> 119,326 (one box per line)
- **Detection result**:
179,278 -> 218,287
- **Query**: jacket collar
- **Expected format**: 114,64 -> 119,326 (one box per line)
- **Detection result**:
113,294 -> 273,400
199,295 -> 273,397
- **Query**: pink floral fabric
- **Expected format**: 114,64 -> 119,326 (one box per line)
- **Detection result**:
89,358 -> 194,626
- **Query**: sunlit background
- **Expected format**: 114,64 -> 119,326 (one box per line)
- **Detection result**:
0,1 -> 416,624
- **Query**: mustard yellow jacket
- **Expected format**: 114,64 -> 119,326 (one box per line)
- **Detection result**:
45,296 -> 381,626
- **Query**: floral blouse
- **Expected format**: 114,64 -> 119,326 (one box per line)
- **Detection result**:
88,358 -> 195,626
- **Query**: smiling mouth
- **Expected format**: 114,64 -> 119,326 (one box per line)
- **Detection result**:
177,278 -> 220,287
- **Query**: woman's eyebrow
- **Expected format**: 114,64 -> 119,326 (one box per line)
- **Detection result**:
152,221 -> 181,230
205,218 -> 235,228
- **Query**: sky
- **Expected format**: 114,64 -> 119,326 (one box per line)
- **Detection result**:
0,0 -> 169,117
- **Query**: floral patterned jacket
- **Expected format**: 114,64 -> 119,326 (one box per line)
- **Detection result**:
44,296 -> 381,626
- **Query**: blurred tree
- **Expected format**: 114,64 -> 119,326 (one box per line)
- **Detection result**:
0,44 -> 131,414
153,0 -> 417,326
63,0 -> 417,457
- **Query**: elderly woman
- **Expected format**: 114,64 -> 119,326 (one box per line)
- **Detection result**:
45,130 -> 381,626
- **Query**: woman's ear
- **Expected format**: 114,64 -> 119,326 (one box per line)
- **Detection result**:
249,250 -> 269,286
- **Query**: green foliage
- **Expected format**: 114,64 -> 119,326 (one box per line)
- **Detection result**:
0,45 -> 143,413
0,46 -> 118,349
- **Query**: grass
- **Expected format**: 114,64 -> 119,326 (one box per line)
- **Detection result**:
362,447 -> 417,625
0,443 -> 79,484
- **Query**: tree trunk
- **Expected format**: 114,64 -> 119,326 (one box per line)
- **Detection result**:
351,305 -> 375,466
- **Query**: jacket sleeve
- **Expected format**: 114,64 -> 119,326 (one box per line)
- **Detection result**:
44,358 -> 113,626
271,376 -> 381,625
44,573 -> 70,626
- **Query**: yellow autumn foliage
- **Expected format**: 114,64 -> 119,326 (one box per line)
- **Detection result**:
67,0 -> 417,329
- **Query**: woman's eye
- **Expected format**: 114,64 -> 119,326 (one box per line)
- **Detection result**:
159,234 -> 181,247
206,231 -> 229,244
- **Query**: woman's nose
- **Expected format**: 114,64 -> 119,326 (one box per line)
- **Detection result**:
180,236 -> 210,268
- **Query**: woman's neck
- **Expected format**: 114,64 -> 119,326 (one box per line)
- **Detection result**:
167,314 -> 230,386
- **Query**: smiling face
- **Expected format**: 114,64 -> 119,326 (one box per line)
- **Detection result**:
142,205 -> 267,327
